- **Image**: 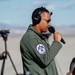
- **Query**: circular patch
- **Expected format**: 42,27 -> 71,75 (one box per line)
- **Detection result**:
37,44 -> 46,54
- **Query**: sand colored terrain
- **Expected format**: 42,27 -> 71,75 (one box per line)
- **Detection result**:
0,34 -> 75,75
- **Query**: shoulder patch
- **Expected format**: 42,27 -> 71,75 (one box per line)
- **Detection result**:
36,44 -> 46,54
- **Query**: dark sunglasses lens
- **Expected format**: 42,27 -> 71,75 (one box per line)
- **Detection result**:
47,19 -> 51,23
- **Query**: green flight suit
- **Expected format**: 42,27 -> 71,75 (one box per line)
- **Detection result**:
20,25 -> 62,75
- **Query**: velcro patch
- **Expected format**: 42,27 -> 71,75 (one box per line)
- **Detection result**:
37,44 -> 46,54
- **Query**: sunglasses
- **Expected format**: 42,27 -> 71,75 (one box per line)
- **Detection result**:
43,19 -> 51,23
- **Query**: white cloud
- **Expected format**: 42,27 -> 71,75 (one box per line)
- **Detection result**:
31,1 -> 56,11
33,1 -> 50,7
33,1 -> 46,5
33,1 -> 75,10
46,4 -> 56,10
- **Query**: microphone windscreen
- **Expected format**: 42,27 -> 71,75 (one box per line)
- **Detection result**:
48,26 -> 55,34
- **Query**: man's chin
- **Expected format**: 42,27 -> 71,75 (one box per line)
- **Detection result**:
43,30 -> 47,33
45,29 -> 48,32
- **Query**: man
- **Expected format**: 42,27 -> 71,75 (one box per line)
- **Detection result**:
20,7 -> 62,75
67,57 -> 75,75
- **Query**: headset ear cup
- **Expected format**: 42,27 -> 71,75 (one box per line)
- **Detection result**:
33,13 -> 41,25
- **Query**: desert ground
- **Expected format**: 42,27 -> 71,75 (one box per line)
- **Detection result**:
0,32 -> 75,75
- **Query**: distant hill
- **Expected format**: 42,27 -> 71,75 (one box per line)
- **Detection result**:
0,22 -> 75,29
0,23 -> 27,29
0,23 -> 9,28
0,23 -> 75,36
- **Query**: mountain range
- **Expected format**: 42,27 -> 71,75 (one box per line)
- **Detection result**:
0,23 -> 75,36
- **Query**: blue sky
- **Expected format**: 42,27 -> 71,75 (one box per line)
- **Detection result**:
0,0 -> 75,28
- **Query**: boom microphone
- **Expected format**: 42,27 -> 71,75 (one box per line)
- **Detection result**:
48,26 -> 66,44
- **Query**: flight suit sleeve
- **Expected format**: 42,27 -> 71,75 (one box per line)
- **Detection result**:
26,38 -> 62,68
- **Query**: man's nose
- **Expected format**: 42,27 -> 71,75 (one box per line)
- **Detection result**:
48,22 -> 51,26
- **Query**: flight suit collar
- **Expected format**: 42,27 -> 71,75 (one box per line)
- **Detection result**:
28,24 -> 44,39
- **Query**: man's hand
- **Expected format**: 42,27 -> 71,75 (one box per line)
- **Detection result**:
54,31 -> 62,42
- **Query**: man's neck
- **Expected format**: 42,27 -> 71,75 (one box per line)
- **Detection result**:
33,25 -> 41,33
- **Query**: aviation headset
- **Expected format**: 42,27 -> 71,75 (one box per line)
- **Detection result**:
32,7 -> 52,26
